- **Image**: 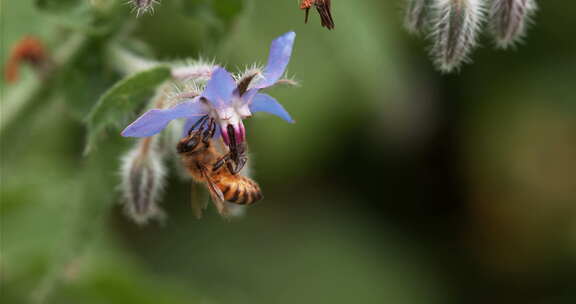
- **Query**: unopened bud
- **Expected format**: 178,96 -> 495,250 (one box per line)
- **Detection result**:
430,0 -> 484,72
405,0 -> 432,34
130,0 -> 160,17
120,137 -> 166,225
489,0 -> 537,49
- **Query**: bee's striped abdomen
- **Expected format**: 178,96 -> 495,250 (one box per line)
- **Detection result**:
217,175 -> 262,205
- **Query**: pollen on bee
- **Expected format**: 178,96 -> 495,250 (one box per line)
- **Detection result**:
300,0 -> 314,9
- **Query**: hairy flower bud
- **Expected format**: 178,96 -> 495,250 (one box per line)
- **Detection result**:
120,137 -> 166,224
129,0 -> 160,17
405,0 -> 432,34
430,0 -> 484,72
489,0 -> 537,49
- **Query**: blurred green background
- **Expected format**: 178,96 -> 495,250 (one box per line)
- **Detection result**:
2,0 -> 576,303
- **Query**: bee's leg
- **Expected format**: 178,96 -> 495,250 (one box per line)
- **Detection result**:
213,152 -> 231,171
230,142 -> 247,174
188,116 -> 209,141
226,161 -> 238,175
208,118 -> 216,138
227,154 -> 247,175
204,118 -> 216,142
187,115 -> 208,136
199,118 -> 216,145
238,155 -> 247,172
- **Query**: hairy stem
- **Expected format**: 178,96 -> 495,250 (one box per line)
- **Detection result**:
108,45 -> 217,80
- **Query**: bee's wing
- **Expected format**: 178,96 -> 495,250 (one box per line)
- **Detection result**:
316,0 -> 335,29
190,182 -> 209,219
199,166 -> 229,217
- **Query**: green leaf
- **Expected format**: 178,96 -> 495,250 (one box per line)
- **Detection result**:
212,0 -> 245,25
178,0 -> 212,16
36,0 -> 125,36
55,40 -> 115,120
178,0 -> 245,29
84,66 -> 172,154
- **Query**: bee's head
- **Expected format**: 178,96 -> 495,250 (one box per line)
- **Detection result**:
177,132 -> 207,154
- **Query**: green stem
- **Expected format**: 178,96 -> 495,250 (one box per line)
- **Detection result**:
107,44 -> 159,75
107,44 -> 216,80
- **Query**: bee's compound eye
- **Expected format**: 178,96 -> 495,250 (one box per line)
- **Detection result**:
187,137 -> 199,148
177,137 -> 199,153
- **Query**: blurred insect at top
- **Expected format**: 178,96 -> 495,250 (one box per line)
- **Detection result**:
4,36 -> 52,83
130,0 -> 160,17
300,0 -> 335,30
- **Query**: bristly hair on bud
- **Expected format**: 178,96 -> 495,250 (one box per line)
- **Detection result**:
489,0 -> 538,49
120,136 -> 166,225
405,0 -> 432,34
233,64 -> 300,94
171,58 -> 217,81
429,0 -> 485,73
128,0 -> 160,17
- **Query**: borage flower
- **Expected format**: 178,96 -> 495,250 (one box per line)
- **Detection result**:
121,32 -> 296,148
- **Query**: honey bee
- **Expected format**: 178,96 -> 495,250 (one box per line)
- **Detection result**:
300,0 -> 335,30
177,116 -> 263,216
